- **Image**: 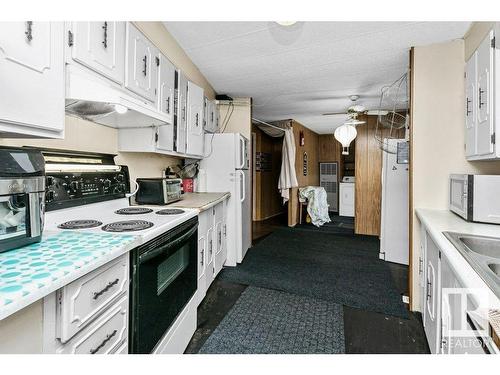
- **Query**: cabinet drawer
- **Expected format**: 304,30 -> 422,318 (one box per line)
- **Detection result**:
57,254 -> 128,342
57,296 -> 128,354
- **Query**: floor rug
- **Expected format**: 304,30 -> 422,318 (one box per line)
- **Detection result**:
220,227 -> 409,319
199,286 -> 345,354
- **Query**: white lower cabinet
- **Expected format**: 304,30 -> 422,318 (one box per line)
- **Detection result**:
57,296 -> 128,354
195,199 -> 229,305
418,225 -> 427,324
214,200 -> 228,275
44,254 -> 129,354
421,227 -> 494,355
57,255 -> 128,342
424,234 -> 441,354
0,22 -> 65,138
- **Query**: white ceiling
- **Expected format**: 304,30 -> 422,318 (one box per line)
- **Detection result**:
164,22 -> 470,134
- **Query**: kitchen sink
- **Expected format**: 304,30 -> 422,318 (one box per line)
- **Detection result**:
488,263 -> 500,278
459,236 -> 500,259
443,231 -> 500,299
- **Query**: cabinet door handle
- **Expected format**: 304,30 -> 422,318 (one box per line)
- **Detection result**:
195,113 -> 199,127
218,231 -> 222,246
25,21 -> 33,42
182,107 -> 186,121
466,98 -> 472,116
200,247 -> 204,266
89,329 -> 117,354
418,257 -> 423,275
479,88 -> 485,109
93,278 -> 119,300
166,97 -> 170,113
142,55 -> 147,76
209,239 -> 213,255
223,224 -> 227,236
426,280 -> 432,300
102,21 -> 108,49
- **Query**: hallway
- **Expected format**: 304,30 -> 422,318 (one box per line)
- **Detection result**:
186,226 -> 429,354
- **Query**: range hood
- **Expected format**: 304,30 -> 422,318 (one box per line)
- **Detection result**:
65,66 -> 169,128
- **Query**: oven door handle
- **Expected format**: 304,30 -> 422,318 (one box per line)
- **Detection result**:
139,224 -> 197,264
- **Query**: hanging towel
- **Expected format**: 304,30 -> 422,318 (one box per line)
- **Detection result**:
299,186 -> 331,227
278,128 -> 298,203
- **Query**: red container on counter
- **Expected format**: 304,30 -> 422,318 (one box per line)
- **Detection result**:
182,178 -> 194,193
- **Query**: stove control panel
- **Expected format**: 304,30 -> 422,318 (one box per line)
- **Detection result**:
45,166 -> 130,211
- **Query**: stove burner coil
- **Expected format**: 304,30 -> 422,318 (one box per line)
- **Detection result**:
115,207 -> 154,215
101,220 -> 154,232
58,220 -> 103,230
155,209 -> 186,215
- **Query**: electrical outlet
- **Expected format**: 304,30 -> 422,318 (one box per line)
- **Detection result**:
402,295 -> 410,304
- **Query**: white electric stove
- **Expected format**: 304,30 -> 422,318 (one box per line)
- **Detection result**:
44,198 -> 197,244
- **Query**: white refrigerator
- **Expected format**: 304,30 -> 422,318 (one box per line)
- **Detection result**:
380,139 -> 409,265
199,133 -> 251,266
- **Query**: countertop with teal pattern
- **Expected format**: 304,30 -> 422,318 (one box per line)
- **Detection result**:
0,231 -> 140,320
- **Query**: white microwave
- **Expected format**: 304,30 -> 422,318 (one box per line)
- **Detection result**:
450,174 -> 500,224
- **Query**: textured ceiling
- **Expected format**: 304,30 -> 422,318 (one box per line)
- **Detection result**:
164,22 -> 470,134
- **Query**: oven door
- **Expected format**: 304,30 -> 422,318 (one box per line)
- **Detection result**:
130,217 -> 198,354
449,174 -> 471,220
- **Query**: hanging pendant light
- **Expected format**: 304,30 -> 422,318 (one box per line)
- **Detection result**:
334,124 -> 357,155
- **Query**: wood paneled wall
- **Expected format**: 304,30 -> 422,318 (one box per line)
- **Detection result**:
253,126 -> 285,221
354,115 -> 383,236
354,115 -> 405,236
288,120 -> 320,226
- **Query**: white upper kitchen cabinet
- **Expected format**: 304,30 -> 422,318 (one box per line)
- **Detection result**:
465,51 -> 477,157
466,29 -> 499,161
204,99 -> 219,133
175,71 -> 188,154
125,23 -> 159,102
186,81 -> 205,156
68,22 -> 126,85
157,53 -> 175,123
476,31 -> 495,156
0,22 -> 64,138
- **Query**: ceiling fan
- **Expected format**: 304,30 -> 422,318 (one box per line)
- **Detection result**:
322,95 -> 388,119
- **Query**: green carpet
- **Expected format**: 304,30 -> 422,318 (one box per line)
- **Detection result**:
220,227 -> 409,319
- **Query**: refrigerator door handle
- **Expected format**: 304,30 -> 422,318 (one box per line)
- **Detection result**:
238,136 -> 246,169
239,170 -> 246,202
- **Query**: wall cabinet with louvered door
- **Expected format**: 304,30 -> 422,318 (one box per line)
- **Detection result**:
0,22 -> 65,138
125,22 -> 159,102
68,22 -> 126,85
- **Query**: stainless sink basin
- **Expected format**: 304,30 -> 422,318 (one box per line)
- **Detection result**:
443,231 -> 500,299
488,263 -> 500,278
459,236 -> 500,259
